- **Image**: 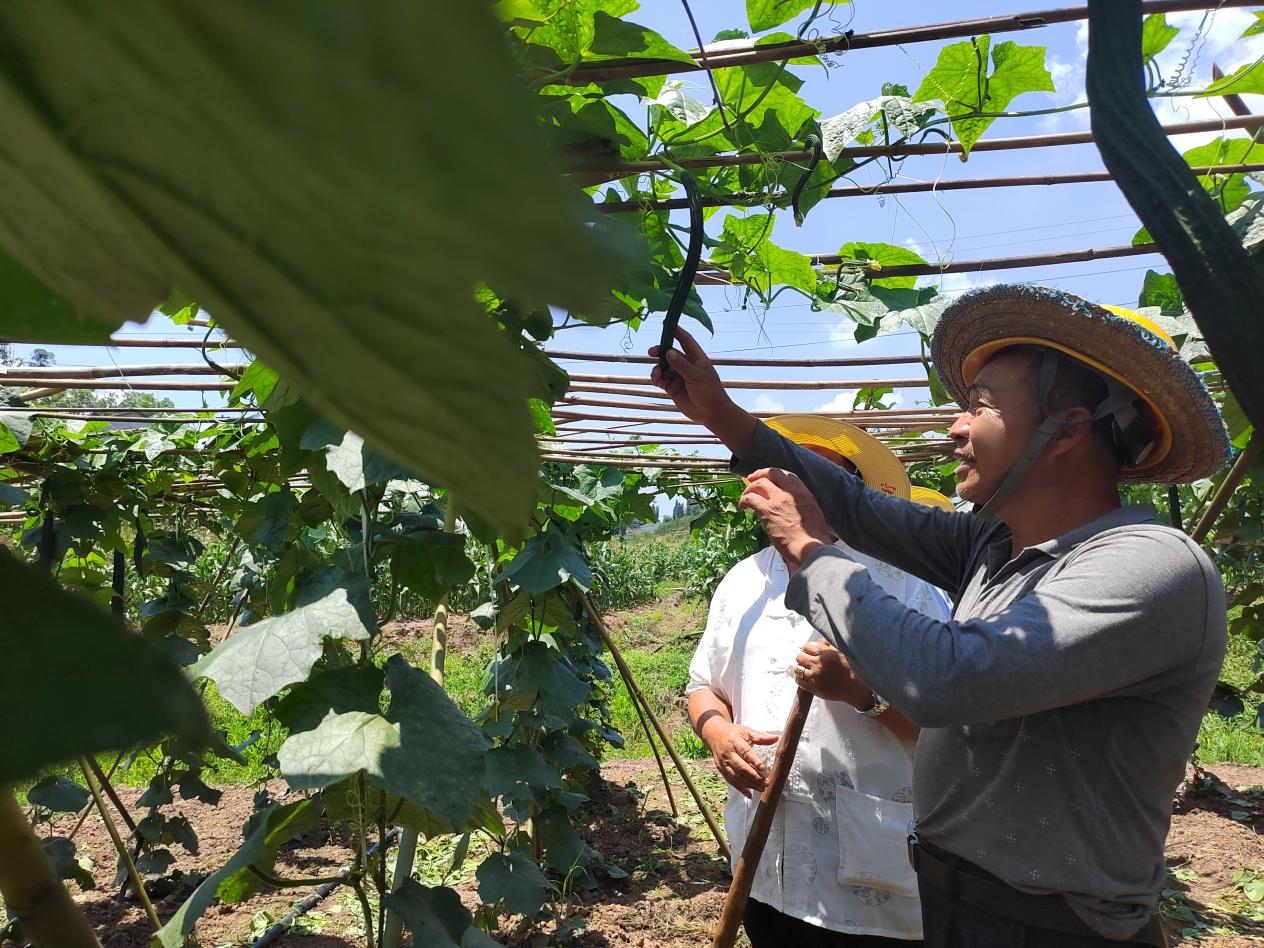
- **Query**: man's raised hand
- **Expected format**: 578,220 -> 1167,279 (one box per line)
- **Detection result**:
649,327 -> 758,455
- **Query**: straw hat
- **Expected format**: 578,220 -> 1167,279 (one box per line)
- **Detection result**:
766,414 -> 911,499
910,486 -> 956,511
931,284 -> 1228,484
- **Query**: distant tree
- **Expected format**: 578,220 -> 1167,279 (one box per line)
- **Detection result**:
672,498 -> 685,520
38,390 -> 177,410
27,348 -> 55,367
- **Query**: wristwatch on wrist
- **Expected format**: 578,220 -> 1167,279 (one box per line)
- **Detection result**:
857,690 -> 889,717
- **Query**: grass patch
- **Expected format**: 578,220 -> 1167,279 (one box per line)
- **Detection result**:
1197,624 -> 1264,765
605,640 -> 708,762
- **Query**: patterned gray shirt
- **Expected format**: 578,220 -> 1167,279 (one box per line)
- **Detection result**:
735,421 -> 1226,939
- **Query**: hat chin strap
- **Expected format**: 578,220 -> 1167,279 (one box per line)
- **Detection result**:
971,350 -> 1141,522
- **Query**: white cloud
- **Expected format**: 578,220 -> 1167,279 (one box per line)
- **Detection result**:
827,319 -> 864,352
753,393 -> 786,413
933,271 -> 997,298
815,390 -> 858,413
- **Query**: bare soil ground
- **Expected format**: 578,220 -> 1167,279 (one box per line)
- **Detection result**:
11,761 -> 1264,947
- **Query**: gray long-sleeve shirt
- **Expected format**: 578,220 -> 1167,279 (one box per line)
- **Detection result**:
735,422 -> 1226,939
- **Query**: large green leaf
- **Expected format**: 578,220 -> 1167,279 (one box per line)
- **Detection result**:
496,522 -> 591,595
835,242 -> 927,290
152,808 -> 273,948
1140,14 -> 1180,64
26,775 -> 89,813
189,586 -> 373,715
477,851 -> 552,917
0,249 -> 116,344
711,213 -> 816,300
914,37 -> 1054,153
484,641 -> 591,719
587,12 -> 694,64
0,551 -> 209,782
0,3 -> 620,533
383,879 -> 499,948
484,744 -> 564,803
1199,60 -> 1264,97
390,532 -> 476,601
0,481 -> 28,507
274,663 -> 385,734
217,797 -> 324,903
747,0 -> 849,33
279,656 -> 489,829
0,411 -> 33,454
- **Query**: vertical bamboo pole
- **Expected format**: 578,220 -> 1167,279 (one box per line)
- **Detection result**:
575,586 -> 731,861
1191,433 -> 1261,544
79,759 -> 160,934
0,785 -> 102,948
710,689 -> 814,948
382,501 -> 459,948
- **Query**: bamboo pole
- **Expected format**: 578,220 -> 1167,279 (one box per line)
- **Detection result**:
0,336 -> 241,349
575,587 -> 730,860
0,785 -> 102,948
567,0 -> 1253,83
0,363 -> 246,378
568,372 -> 934,390
79,759 -> 160,933
12,379 -> 235,392
1190,433 -> 1261,544
553,409 -> 956,426
545,350 -> 925,367
598,162 -> 1264,213
382,503 -> 460,948
571,115 -> 1264,176
710,690 -> 814,948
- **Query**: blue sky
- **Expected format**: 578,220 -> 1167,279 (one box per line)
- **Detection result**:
9,2 -> 1261,507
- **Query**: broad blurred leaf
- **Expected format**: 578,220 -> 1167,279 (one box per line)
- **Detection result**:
0,552 -> 209,782
153,809 -> 273,947
0,411 -> 33,454
391,533 -> 476,601
27,775 -> 89,813
217,797 -> 323,903
0,2 -> 621,533
189,585 -> 373,714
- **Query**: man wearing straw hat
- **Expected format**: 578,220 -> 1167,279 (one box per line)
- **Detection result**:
651,285 -> 1228,946
687,416 -> 950,947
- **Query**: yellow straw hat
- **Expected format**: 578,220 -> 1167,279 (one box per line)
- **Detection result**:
910,486 -> 956,511
766,414 -> 911,499
931,284 -> 1229,484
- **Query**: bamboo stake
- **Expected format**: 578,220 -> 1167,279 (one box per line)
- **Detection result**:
12,379 -> 235,392
0,785 -> 102,948
575,587 -> 730,860
568,372 -> 934,390
382,503 -> 459,948
1190,433 -> 1261,544
710,689 -> 814,948
0,336 -> 241,349
79,760 -> 160,933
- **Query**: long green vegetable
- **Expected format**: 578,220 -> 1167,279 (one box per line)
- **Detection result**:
658,169 -> 704,379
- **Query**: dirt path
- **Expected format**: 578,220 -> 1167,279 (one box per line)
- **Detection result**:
10,759 -> 1264,947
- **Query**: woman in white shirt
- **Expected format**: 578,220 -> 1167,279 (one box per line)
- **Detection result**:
687,415 -> 951,947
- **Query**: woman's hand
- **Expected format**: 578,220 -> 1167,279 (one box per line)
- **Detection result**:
701,719 -> 779,798
738,468 -> 832,568
793,641 -> 876,709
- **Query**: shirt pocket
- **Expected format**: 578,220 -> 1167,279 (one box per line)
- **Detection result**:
835,785 -> 918,899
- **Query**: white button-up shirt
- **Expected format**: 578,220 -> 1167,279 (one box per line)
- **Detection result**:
688,542 -> 950,940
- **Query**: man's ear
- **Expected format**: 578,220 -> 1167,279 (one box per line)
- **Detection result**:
1049,406 -> 1096,457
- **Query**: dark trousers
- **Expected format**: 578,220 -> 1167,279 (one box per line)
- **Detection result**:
743,898 -> 923,948
915,861 -> 1167,948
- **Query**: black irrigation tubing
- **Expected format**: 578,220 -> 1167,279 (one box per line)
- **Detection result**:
251,828 -> 400,948
565,0 -> 1256,82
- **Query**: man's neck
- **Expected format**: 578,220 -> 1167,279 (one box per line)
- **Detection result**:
1001,481 -> 1122,555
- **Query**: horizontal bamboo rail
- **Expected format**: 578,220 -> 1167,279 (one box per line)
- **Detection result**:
546,350 -> 925,367
571,115 -> 1264,177
599,162 -> 1264,213
553,410 -> 957,426
0,405 -> 258,413
569,372 -> 932,390
800,241 -> 1157,272
566,0 -> 1253,83
0,336 -> 242,349
0,363 -> 245,378
7,379 -> 235,392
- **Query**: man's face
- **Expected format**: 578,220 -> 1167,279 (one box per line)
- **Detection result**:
946,350 -> 1040,506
